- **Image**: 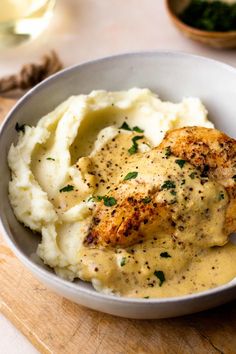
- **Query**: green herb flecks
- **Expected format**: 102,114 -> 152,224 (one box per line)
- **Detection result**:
97,195 -> 117,207
87,196 -> 95,202
189,172 -> 197,180
15,122 -> 27,133
175,159 -> 186,169
59,184 -> 74,193
120,257 -> 126,267
164,146 -> 172,158
128,145 -> 137,155
119,121 -> 144,133
154,270 -> 165,287
124,171 -> 138,181
119,122 -> 132,131
142,196 -> 151,204
128,135 -> 144,155
181,179 -> 186,185
218,192 -> 225,201
143,296 -> 150,299
161,180 -> 176,190
133,126 -> 144,133
160,252 -> 171,258
46,157 -> 55,161
180,0 -> 236,32
170,190 -> 177,196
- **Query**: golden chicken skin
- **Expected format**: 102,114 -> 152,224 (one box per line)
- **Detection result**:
159,127 -> 236,235
85,127 -> 236,248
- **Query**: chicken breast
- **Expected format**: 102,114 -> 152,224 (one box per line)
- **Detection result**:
159,127 -> 236,235
85,127 -> 236,248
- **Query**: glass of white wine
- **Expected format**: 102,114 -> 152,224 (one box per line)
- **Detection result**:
0,0 -> 56,48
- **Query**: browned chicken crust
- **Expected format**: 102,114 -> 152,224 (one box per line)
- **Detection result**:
85,127 -> 236,247
86,195 -> 174,247
159,127 -> 236,235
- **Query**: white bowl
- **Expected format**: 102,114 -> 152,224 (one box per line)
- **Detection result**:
1,52 -> 236,319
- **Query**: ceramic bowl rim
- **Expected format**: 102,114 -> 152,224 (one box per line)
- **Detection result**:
1,50 -> 236,305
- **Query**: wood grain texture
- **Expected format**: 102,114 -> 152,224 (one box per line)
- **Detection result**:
0,98 -> 236,354
0,97 -> 17,119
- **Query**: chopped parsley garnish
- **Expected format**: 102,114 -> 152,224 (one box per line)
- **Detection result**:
88,195 -> 117,206
120,257 -> 126,267
128,135 -> 144,155
164,146 -> 172,157
181,179 -> 186,185
15,122 -> 27,133
142,196 -> 151,204
124,171 -> 138,181
46,157 -> 55,161
154,270 -> 165,287
218,192 -> 225,201
175,159 -> 186,169
133,126 -> 144,133
97,195 -> 117,207
161,180 -> 176,190
143,296 -> 150,299
128,145 -> 137,155
59,184 -> 74,193
180,0 -> 236,32
119,121 -> 144,133
160,252 -> 171,258
189,172 -> 196,179
87,196 -> 95,202
232,175 -> 236,181
170,190 -> 177,196
96,196 -> 104,201
119,122 -> 132,131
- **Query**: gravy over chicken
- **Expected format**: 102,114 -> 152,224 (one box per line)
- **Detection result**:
61,128 -> 236,298
8,89 -> 236,298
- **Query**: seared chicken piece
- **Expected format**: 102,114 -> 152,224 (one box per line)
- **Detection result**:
159,127 -> 236,235
86,194 -> 174,246
85,127 -> 236,247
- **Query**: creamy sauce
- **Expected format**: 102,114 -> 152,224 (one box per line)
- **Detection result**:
32,127 -> 236,298
11,89 -> 236,298
54,131 -> 150,210
61,136 -> 236,298
78,240 -> 236,298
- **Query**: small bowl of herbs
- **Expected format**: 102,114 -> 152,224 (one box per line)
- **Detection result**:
166,0 -> 236,48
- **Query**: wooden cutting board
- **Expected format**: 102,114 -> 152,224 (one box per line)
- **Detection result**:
0,97 -> 236,354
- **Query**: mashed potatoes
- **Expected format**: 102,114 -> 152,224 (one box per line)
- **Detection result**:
8,88 -> 216,293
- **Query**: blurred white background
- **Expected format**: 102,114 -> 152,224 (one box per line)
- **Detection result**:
0,0 -> 235,78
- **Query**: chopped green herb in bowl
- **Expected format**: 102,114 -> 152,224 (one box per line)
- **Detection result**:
180,0 -> 236,32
